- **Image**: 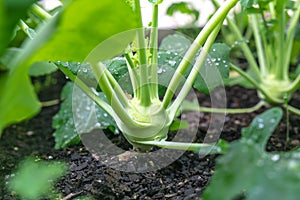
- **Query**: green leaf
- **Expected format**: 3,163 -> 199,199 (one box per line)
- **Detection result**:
9,157 -> 66,199
240,0 -> 259,9
193,43 -> 230,94
166,2 -> 199,24
203,108 -> 298,200
0,48 -> 20,71
169,119 -> 189,131
104,57 -> 129,82
241,107 -> 283,150
0,69 -> 40,135
28,61 -> 57,76
0,0 -> 37,56
159,33 -> 192,56
30,0 -> 138,63
55,59 -> 130,91
52,82 -> 119,149
0,10 -> 59,136
157,33 -> 191,95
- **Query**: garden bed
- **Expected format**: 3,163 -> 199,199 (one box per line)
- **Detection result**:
1,71 -> 300,199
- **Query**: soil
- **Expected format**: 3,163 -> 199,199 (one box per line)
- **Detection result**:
1,71 -> 300,200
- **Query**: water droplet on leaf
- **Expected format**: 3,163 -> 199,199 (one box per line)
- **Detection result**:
271,154 -> 280,162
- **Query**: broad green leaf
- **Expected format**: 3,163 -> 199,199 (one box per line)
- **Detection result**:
9,157 -> 66,199
159,33 -> 191,56
55,59 -> 130,91
0,0 -> 37,56
52,82 -> 119,149
157,34 -> 190,95
0,12 -> 59,135
202,108 -> 300,200
193,43 -> 230,94
241,107 -> 283,150
30,0 -> 138,63
28,61 -> 57,76
0,69 -> 40,135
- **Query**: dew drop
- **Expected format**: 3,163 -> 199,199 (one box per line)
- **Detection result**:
271,154 -> 280,162
157,68 -> 163,74
61,62 -> 68,67
258,123 -> 264,129
95,122 -> 101,128
212,48 -> 216,52
82,68 -> 88,73
168,60 -> 176,66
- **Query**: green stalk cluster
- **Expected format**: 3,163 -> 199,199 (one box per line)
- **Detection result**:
210,0 -> 300,115
32,0 -> 239,151
80,0 -> 239,150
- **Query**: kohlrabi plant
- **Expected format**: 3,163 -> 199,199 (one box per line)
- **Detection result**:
52,0 -> 240,151
205,0 -> 300,114
1,0 -> 241,152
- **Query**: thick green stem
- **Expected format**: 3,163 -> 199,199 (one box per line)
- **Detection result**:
136,140 -> 226,154
251,15 -> 268,76
125,53 -> 140,98
40,99 -> 60,107
103,67 -> 129,107
149,4 -> 159,99
182,100 -> 266,114
162,0 -> 239,108
212,0 -> 261,79
287,73 -> 300,93
19,20 -> 35,39
283,0 -> 300,77
168,24 -> 221,118
275,1 -> 287,80
135,0 -> 150,106
31,4 -> 52,20
91,62 -> 136,124
285,105 -> 300,115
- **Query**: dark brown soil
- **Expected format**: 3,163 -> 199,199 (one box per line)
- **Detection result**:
1,71 -> 300,199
